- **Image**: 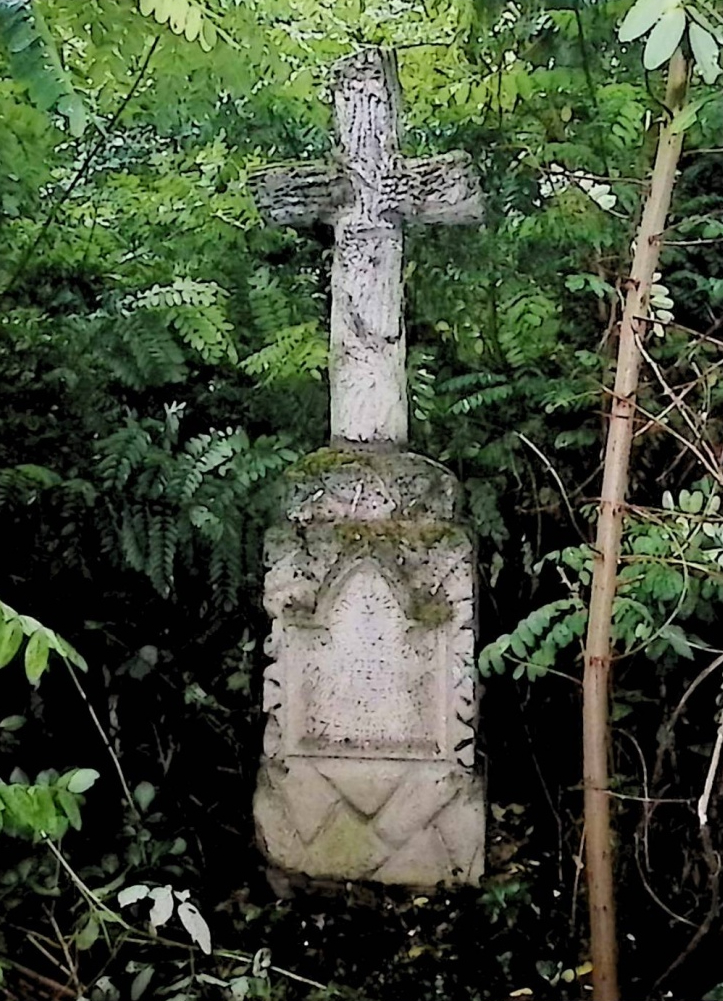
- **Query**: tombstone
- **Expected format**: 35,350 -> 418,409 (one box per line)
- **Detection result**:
251,47 -> 485,888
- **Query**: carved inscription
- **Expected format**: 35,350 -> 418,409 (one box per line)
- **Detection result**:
290,563 -> 442,758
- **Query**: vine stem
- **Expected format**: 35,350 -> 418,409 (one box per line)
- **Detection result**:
582,48 -> 688,1001
64,660 -> 140,820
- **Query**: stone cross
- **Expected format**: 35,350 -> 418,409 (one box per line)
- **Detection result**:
251,47 -> 486,890
252,47 -> 483,444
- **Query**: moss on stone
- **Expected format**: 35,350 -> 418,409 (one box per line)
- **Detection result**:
333,521 -> 466,549
408,590 -> 454,626
286,448 -> 370,480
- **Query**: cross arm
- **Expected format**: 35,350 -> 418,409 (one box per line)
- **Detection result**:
249,162 -> 352,227
395,151 -> 484,226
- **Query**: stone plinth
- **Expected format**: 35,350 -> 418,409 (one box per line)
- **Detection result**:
254,450 -> 485,888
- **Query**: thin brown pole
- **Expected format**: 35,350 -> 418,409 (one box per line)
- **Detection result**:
582,49 -> 689,1001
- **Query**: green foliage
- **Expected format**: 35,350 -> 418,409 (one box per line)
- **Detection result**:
482,482 -> 723,679
96,409 -> 297,599
0,0 -> 87,134
136,0 -> 218,51
479,879 -> 532,926
0,598 -> 87,682
0,768 -> 99,840
479,597 -> 588,681
121,277 -> 239,366
619,0 -> 722,81
242,268 -> 327,383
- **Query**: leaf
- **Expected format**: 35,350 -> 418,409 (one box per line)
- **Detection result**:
56,789 -> 82,831
30,785 -> 60,834
76,916 -> 100,951
565,274 -> 586,292
57,93 -> 87,137
509,632 -> 527,659
252,947 -> 271,976
1,784 -> 32,830
689,490 -> 705,514
55,636 -> 88,672
6,16 -> 35,53
24,629 -> 49,686
688,5 -> 723,42
131,966 -> 155,1001
199,18 -> 217,52
230,978 -> 251,999
662,624 -> 694,659
178,901 -> 212,954
184,4 -> 202,41
118,885 -> 151,908
644,7 -> 686,69
67,768 -> 100,793
0,715 -> 26,731
490,647 -> 507,674
149,885 -> 174,928
619,0 -> 665,42
133,780 -> 156,812
153,0 -> 172,24
0,619 -> 23,668
169,0 -> 188,34
140,0 -> 155,14
197,974 -> 230,986
689,21 -> 721,84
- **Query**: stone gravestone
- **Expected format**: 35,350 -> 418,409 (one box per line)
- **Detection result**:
251,47 -> 485,888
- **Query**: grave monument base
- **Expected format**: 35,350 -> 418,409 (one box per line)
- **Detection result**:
255,450 -> 485,889
256,759 -> 485,888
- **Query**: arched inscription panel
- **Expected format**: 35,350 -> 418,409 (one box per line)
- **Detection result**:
288,563 -> 445,759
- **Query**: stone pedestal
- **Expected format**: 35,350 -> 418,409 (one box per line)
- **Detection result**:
254,449 -> 485,888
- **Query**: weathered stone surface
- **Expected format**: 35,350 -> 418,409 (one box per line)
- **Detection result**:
281,761 -> 339,844
282,449 -> 462,524
302,805 -> 391,880
373,827 -> 451,886
254,451 -> 485,889
315,760 -> 405,816
250,48 -> 483,446
434,781 -> 487,882
255,759 -> 485,887
374,764 -> 463,848
251,43 -> 485,890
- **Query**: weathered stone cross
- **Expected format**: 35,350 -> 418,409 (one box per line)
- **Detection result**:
252,46 -> 483,444
252,46 -> 487,890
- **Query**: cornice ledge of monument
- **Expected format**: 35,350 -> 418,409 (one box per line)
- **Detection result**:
279,446 -> 464,523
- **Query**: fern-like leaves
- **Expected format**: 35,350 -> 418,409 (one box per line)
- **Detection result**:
479,597 -> 588,681
96,414 -> 296,601
137,0 -> 218,51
